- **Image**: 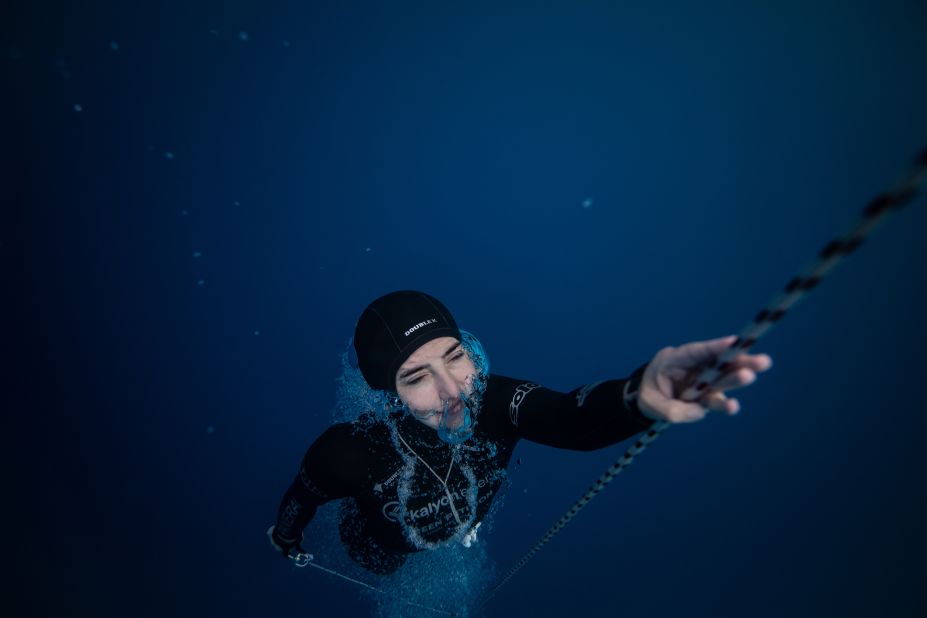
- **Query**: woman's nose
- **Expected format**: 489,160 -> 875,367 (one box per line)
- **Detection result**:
432,367 -> 459,400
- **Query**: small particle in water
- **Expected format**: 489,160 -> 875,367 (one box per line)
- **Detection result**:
516,458 -> 521,466
254,330 -> 260,336
73,103 -> 83,112
206,425 -> 215,434
146,145 -> 155,151
197,279 -> 205,286
109,41 -> 119,51
192,251 -> 202,258
53,58 -> 70,79
318,266 -> 325,270
282,40 -> 291,48
163,151 -> 175,160
582,198 -> 594,209
209,29 -> 219,36
233,200 -> 240,207
239,31 -> 249,42
523,488 -> 528,494
365,247 -> 371,253
8,47 -> 22,60
181,209 -> 188,216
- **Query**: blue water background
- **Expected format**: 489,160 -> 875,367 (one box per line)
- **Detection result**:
5,1 -> 927,616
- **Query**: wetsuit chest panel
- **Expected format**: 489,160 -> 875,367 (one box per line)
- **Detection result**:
351,430 -> 511,551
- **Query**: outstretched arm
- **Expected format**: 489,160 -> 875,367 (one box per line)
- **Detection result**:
491,369 -> 656,452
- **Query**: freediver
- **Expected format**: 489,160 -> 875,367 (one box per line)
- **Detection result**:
268,290 -> 772,574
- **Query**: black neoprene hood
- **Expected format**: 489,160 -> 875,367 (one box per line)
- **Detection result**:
353,290 -> 461,392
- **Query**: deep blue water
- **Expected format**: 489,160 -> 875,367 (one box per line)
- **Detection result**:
5,1 -> 927,616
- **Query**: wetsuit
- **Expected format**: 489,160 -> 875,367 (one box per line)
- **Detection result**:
272,366 -> 654,574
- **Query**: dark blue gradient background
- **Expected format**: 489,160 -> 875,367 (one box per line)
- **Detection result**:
4,1 -> 927,616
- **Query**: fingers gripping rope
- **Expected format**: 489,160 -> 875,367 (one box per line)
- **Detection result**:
481,147 -> 927,609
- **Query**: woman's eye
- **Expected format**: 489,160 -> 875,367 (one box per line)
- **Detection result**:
407,375 -> 424,385
449,351 -> 465,361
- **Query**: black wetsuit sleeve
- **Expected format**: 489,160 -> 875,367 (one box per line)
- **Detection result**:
488,364 -> 655,451
272,423 -> 369,543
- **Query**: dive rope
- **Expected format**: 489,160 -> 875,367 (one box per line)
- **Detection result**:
480,147 -> 927,608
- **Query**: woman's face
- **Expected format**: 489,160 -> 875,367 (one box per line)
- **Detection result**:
395,336 -> 476,430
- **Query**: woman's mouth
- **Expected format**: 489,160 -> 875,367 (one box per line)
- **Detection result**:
441,399 -> 465,428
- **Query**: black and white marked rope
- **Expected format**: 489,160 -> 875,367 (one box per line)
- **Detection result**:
481,147 -> 927,608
